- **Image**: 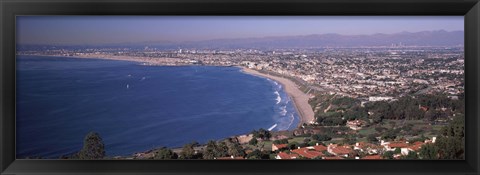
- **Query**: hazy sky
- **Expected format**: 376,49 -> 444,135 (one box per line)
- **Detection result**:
17,16 -> 464,45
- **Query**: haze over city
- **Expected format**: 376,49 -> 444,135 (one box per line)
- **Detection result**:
17,16 -> 463,45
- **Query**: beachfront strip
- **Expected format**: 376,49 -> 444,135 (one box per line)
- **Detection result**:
242,68 -> 315,126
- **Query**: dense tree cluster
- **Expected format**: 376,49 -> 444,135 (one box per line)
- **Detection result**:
202,140 -> 229,159
73,132 -> 105,160
366,93 -> 464,122
273,139 -> 289,145
179,142 -> 200,159
249,138 -> 258,145
311,93 -> 463,127
154,147 -> 178,159
311,134 -> 332,141
246,149 -> 270,159
251,128 -> 272,140
226,140 -> 246,157
419,115 -> 465,159
200,140 -> 246,159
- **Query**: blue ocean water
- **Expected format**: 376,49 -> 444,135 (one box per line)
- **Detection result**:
16,55 -> 299,158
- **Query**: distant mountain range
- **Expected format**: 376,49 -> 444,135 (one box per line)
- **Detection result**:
19,30 -> 464,49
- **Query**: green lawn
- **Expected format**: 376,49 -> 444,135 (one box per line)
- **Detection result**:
358,127 -> 376,136
374,119 -> 444,139
243,140 -> 273,151
288,137 -> 308,143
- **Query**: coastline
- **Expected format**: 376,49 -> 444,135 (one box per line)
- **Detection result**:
20,53 -> 199,66
241,68 -> 315,127
22,54 -> 315,127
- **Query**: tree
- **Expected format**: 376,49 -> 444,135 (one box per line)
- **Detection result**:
372,114 -> 384,124
251,128 -> 272,140
435,115 -> 465,159
303,138 -> 311,144
77,132 -> 105,159
180,142 -> 198,159
401,151 -> 419,159
202,140 -> 229,159
382,129 -> 397,141
246,149 -> 263,159
249,138 -> 258,145
287,141 -> 300,150
342,135 -> 356,145
215,141 -> 229,157
382,151 -> 394,159
273,139 -> 289,144
393,148 -> 401,154
154,147 -> 178,159
312,134 -> 332,141
405,105 -> 424,120
202,140 -> 218,159
246,149 -> 270,159
419,144 -> 438,159
323,117 -> 345,126
425,110 -> 441,122
367,134 -> 378,143
316,116 -> 325,124
227,142 -> 245,157
308,141 -> 320,146
409,135 -> 428,143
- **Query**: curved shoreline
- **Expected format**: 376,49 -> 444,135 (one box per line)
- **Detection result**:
240,68 -> 315,127
22,54 -> 316,128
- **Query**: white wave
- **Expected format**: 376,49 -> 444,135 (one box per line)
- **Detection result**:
268,123 -> 277,131
280,106 -> 287,116
140,77 -> 146,81
287,113 -> 295,129
274,91 -> 281,104
272,113 -> 295,131
284,97 -> 291,104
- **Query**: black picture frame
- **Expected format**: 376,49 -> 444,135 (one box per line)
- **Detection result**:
1,0 -> 479,175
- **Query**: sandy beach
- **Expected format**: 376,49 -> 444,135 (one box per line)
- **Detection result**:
241,68 -> 315,127
28,53 -> 187,66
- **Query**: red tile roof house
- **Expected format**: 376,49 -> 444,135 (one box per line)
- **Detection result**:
383,141 -> 409,152
354,142 -> 381,155
291,146 -> 324,159
215,155 -> 245,160
313,144 -> 328,152
400,138 -> 436,156
346,119 -> 366,130
361,154 -> 383,160
272,143 -> 288,152
275,152 -> 299,159
327,143 -> 353,158
322,156 -> 344,160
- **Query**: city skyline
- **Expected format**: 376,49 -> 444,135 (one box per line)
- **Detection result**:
17,16 -> 463,45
